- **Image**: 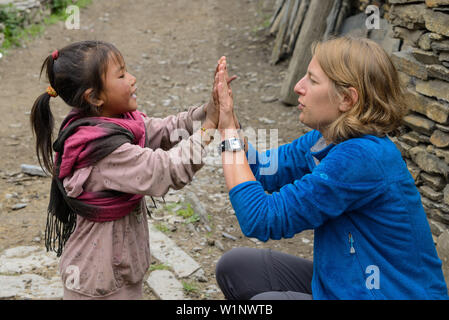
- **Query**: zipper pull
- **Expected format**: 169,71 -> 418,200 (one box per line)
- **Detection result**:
349,233 -> 355,254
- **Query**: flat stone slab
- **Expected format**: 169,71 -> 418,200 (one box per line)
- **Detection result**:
0,246 -> 58,274
146,270 -> 185,300
148,222 -> 201,278
0,274 -> 63,299
0,246 -> 62,299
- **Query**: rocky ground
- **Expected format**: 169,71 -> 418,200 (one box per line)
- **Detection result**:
0,0 -> 315,300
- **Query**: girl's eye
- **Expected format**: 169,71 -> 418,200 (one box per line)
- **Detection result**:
119,74 -> 125,79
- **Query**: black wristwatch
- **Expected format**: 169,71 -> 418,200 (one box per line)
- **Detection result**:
220,137 -> 245,153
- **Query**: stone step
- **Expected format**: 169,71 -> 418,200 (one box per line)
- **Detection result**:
0,246 -> 62,299
146,270 -> 185,300
148,222 -> 201,278
0,224 -> 204,300
0,274 -> 63,299
0,246 -> 58,274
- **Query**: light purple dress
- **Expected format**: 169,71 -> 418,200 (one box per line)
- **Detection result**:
60,104 -> 207,299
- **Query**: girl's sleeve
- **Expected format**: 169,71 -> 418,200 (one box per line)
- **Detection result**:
81,131 -> 207,197
247,130 -> 319,193
144,104 -> 207,150
229,141 -> 386,241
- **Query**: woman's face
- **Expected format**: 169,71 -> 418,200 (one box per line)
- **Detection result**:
294,56 -> 343,134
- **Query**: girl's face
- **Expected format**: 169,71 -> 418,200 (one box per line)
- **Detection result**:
294,56 -> 343,136
99,55 -> 137,118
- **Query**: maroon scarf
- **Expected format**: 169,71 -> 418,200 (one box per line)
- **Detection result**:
46,109 -> 149,256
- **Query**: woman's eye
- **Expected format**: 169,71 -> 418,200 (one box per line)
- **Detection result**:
119,74 -> 125,78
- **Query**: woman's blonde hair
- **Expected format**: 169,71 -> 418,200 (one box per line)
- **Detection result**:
312,36 -> 407,144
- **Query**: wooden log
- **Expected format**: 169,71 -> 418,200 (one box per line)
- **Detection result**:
323,0 -> 342,40
281,0 -> 301,57
334,0 -> 351,36
322,0 -> 351,40
270,0 -> 286,35
280,0 -> 338,105
287,0 -> 310,54
269,0 -> 286,29
270,0 -> 295,64
286,0 -> 301,40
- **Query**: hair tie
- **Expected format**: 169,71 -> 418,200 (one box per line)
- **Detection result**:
46,86 -> 58,98
51,50 -> 59,60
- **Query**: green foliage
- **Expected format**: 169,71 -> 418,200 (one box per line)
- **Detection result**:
149,263 -> 171,272
0,0 -> 92,54
175,203 -> 200,224
163,202 -> 181,212
0,4 -> 26,48
175,203 -> 194,219
161,202 -> 200,224
154,222 -> 170,233
49,0 -> 73,14
182,281 -> 198,293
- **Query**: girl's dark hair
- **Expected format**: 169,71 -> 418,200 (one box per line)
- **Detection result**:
30,40 -> 123,174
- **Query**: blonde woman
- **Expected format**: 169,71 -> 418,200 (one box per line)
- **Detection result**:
214,37 -> 449,300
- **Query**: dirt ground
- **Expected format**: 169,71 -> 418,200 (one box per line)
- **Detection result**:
0,0 -> 315,299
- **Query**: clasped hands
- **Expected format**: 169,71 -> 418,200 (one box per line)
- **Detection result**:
204,56 -> 240,138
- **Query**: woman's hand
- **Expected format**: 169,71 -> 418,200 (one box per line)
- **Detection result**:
207,57 -> 237,129
215,59 -> 237,134
215,57 -> 256,192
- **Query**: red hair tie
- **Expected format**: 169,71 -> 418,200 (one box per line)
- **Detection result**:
51,50 -> 59,60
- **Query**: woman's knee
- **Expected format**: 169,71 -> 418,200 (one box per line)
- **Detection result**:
215,247 -> 250,277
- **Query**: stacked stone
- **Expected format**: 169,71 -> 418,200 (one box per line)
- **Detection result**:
388,1 -> 449,239
0,0 -> 52,49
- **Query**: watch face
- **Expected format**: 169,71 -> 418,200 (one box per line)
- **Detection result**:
220,138 -> 244,153
230,139 -> 241,149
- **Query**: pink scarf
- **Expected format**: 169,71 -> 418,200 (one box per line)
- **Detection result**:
46,109 -> 150,256
52,109 -> 148,222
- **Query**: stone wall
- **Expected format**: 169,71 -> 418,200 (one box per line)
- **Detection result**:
0,0 -> 55,49
387,0 -> 449,285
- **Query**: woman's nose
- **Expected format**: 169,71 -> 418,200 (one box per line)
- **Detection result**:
294,76 -> 306,96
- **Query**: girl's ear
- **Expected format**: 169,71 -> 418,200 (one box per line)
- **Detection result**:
338,87 -> 358,113
83,88 -> 104,107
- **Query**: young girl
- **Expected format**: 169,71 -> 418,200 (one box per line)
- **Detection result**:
30,40 -> 220,299
214,37 -> 449,299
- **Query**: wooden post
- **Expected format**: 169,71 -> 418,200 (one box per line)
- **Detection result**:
287,0 -> 310,54
269,0 -> 286,30
323,0 -> 342,40
270,0 -> 295,64
270,1 -> 287,35
334,0 -> 351,36
279,0 -> 337,105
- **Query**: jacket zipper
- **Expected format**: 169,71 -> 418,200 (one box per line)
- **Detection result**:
349,232 -> 355,254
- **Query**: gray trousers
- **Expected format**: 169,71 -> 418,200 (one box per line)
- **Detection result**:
215,247 -> 313,300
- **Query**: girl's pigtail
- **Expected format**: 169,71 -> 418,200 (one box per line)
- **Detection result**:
30,91 -> 55,175
30,56 -> 56,175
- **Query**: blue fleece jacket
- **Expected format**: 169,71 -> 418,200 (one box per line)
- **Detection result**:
229,130 -> 448,300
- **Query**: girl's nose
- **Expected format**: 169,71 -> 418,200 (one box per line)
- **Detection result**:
129,73 -> 137,86
294,76 -> 306,96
